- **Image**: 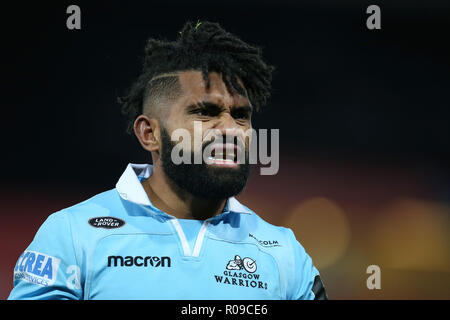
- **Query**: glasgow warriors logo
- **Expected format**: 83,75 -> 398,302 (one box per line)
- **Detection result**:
226,255 -> 257,273
214,254 -> 267,290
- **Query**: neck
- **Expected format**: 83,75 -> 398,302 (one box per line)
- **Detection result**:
142,162 -> 227,220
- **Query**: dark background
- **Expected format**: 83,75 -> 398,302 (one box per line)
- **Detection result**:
1,0 -> 449,299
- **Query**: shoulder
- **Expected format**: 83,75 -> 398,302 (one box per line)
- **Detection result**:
22,191 -> 122,254
237,205 -> 313,270
239,206 -> 299,251
63,188 -> 121,213
56,189 -> 123,221
36,189 -> 124,238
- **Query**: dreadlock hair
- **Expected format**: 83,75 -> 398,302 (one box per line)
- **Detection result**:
119,20 -> 275,134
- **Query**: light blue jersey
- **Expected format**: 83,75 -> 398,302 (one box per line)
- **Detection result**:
8,164 -> 326,300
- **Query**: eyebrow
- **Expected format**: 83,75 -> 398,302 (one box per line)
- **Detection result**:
186,101 -> 253,113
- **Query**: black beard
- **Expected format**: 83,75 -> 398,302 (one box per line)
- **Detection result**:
159,127 -> 251,200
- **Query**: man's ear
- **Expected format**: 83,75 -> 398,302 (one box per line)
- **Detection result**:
133,115 -> 161,153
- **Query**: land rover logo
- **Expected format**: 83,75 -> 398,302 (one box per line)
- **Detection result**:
88,217 -> 125,229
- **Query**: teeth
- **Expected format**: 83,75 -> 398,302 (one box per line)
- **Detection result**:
209,154 -> 235,159
208,156 -> 234,162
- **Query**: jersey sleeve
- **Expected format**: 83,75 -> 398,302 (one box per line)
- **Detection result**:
286,228 -> 328,300
8,211 -> 83,300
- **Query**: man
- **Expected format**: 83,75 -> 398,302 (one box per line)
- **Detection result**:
8,21 -> 327,300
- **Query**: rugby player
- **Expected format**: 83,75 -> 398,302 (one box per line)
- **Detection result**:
9,21 -> 327,300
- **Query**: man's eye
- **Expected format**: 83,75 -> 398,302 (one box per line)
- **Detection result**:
196,109 -> 210,116
192,108 -> 218,117
232,111 -> 251,120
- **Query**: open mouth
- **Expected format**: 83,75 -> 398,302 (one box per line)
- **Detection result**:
207,143 -> 240,167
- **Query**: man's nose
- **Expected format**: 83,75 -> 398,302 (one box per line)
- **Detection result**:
212,113 -> 246,147
215,113 -> 239,135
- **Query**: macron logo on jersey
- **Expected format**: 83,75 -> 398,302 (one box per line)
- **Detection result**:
14,251 -> 61,287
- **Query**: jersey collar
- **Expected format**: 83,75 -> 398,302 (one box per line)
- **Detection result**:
116,163 -> 252,215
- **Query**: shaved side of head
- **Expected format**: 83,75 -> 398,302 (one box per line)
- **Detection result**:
143,73 -> 183,123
